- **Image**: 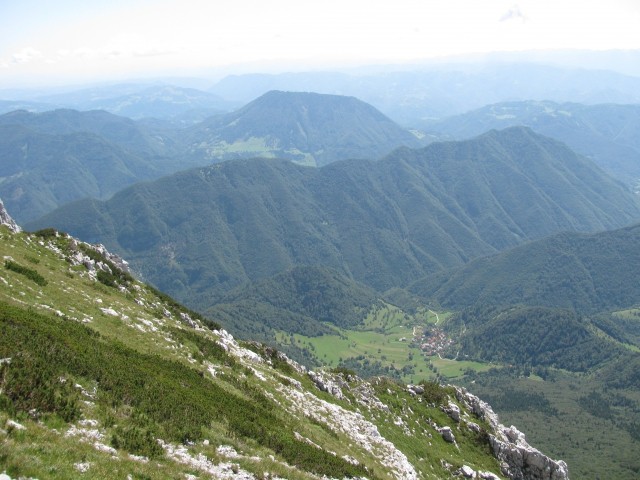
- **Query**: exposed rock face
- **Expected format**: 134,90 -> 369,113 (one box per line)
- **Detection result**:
455,387 -> 569,480
442,400 -> 461,422
407,384 -> 425,395
308,370 -> 345,399
0,199 -> 21,233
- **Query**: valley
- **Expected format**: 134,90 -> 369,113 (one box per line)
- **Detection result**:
0,217 -> 569,480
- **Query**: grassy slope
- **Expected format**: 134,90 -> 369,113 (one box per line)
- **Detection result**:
0,226 -> 508,479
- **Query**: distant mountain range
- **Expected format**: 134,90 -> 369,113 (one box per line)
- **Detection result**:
0,109 -> 189,223
425,101 -> 640,188
0,124 -> 163,223
184,90 -> 423,167
208,64 -> 640,124
5,61 -> 640,126
0,108 -> 173,157
27,127 -> 640,312
0,91 -> 425,222
2,84 -> 237,123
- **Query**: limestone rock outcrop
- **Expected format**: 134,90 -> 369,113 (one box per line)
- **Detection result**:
455,387 -> 569,480
0,200 -> 21,233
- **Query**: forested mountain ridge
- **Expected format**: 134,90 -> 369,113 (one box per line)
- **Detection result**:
0,124 -> 163,223
0,108 -> 192,223
0,207 -> 568,480
184,90 -> 423,167
27,127 -> 640,313
206,265 -> 381,355
0,91 -> 422,222
425,101 -> 640,188
410,222 -> 640,313
0,108 -> 175,157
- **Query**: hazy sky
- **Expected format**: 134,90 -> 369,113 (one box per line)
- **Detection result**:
2,0 -> 640,87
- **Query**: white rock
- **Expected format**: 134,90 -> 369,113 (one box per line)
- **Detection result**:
216,445 -> 240,458
0,200 -> 21,233
457,464 -> 476,478
6,420 -> 25,431
94,442 -> 117,455
443,401 -> 461,422
74,462 -> 91,473
439,426 -> 456,443
479,471 -> 501,480
466,421 -> 481,433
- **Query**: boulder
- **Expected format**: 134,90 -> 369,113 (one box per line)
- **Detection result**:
439,426 -> 456,443
408,384 -> 425,395
308,371 -> 344,399
457,465 -> 476,477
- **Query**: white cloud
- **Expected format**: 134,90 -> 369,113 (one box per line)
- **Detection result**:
500,4 -> 528,23
1,0 -> 640,87
89,32 -> 179,62
11,47 -> 43,64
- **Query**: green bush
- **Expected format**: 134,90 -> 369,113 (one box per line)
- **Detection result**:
4,260 -> 47,286
111,425 -> 163,458
0,355 -> 79,421
418,380 -> 448,405
31,228 -> 58,239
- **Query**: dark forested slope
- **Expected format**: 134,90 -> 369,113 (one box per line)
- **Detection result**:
411,223 -> 640,313
28,127 -> 640,311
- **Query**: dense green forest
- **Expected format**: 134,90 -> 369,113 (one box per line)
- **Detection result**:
444,305 -> 629,371
425,101 -> 640,187
411,223 -> 640,313
28,127 -> 640,313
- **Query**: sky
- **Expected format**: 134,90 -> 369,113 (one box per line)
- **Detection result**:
1,0 -> 640,88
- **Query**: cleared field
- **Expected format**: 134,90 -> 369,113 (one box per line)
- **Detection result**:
275,304 -> 490,384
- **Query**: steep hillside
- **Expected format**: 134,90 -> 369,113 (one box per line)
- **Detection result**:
0,211 -> 568,480
210,266 -> 377,338
410,223 -> 640,313
0,108 -> 173,158
425,101 -> 640,188
185,90 -> 422,166
0,108 -> 202,223
0,124 -> 163,223
444,305 -> 629,371
27,127 -> 640,311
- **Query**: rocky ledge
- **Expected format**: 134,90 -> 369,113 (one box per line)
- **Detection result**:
0,199 -> 21,233
455,387 -> 569,480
